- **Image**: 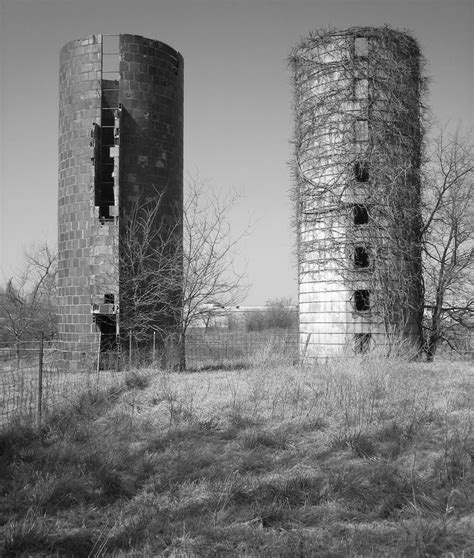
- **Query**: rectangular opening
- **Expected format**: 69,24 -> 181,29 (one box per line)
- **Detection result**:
102,54 -> 120,73
353,204 -> 369,225
354,160 -> 369,182
354,119 -> 369,143
114,107 -> 121,145
104,293 -> 115,304
354,246 -> 370,268
102,35 -> 120,54
95,314 -> 118,370
354,289 -> 370,312
354,333 -> 371,353
353,78 -> 368,101
354,37 -> 368,57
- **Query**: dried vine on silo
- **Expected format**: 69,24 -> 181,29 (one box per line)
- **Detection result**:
291,26 -> 428,344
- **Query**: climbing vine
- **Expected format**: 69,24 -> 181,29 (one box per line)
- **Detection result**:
290,26 -> 428,349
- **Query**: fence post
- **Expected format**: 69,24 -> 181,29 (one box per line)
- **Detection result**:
37,332 -> 44,429
153,330 -> 156,363
97,332 -> 101,376
129,330 -> 132,370
116,333 -> 121,372
301,332 -> 312,364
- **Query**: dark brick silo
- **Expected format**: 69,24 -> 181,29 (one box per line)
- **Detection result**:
58,34 -> 183,369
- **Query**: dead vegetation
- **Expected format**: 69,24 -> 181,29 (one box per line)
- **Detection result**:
0,354 -> 472,557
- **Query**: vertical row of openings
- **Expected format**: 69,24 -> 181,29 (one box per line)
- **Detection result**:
352,35 -> 370,354
97,107 -> 117,221
97,35 -> 121,222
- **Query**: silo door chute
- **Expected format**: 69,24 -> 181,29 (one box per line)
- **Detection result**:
94,314 -> 118,370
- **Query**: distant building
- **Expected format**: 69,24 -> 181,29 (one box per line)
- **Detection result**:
189,305 -> 298,331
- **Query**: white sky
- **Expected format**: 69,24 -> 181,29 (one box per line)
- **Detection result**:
0,0 -> 473,304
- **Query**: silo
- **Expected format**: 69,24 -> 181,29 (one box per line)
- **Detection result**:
58,34 -> 183,369
291,27 -> 424,360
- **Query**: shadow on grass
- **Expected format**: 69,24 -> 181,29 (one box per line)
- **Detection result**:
187,362 -> 251,372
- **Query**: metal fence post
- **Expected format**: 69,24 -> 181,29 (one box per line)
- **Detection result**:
97,332 -> 101,376
37,332 -> 44,429
301,332 -> 312,363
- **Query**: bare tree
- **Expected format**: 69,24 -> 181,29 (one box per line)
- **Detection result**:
0,244 -> 58,353
246,298 -> 297,332
179,179 -> 248,356
421,127 -> 474,360
117,177 -> 248,369
118,191 -> 181,348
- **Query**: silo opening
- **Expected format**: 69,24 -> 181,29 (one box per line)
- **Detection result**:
354,333 -> 371,353
354,37 -> 368,58
353,77 -> 369,101
102,35 -> 119,55
354,119 -> 369,143
354,246 -> 370,268
354,160 -> 369,182
95,314 -> 118,370
353,204 -> 369,225
354,289 -> 370,312
97,36 -> 121,223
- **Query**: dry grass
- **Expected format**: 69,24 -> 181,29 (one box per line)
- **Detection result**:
0,355 -> 473,556
0,359 -> 126,428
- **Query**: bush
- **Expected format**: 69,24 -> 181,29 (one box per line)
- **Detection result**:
246,298 -> 297,332
124,370 -> 151,390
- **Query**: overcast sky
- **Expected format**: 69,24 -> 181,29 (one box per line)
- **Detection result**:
0,0 -> 472,304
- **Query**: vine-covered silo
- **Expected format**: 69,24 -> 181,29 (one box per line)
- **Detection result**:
58,34 -> 183,369
291,27 -> 424,360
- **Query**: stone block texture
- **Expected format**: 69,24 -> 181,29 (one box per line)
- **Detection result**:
58,35 -> 183,370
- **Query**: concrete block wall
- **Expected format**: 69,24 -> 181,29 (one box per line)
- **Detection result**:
58,35 -> 183,370
119,34 -> 183,213
58,36 -> 102,367
118,35 -> 183,345
293,27 -> 423,360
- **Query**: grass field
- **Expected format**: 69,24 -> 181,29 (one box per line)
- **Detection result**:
0,355 -> 473,556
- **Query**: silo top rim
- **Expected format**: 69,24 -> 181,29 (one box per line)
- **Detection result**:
60,33 -> 182,59
291,25 -> 419,54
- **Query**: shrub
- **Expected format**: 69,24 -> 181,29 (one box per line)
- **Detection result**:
124,370 -> 151,390
246,298 -> 297,331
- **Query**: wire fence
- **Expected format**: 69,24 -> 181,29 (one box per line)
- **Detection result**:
2,328 -> 470,430
0,330 -> 299,429
0,337 -> 126,430
185,329 -> 299,369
